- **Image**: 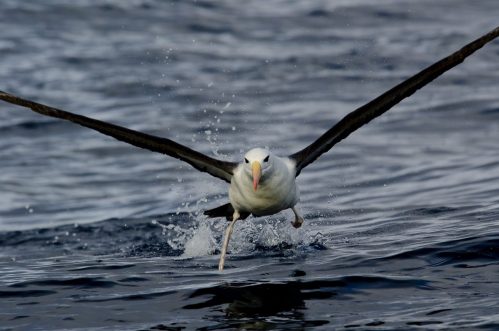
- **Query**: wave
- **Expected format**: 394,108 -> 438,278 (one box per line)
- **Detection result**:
0,213 -> 327,260
376,233 -> 499,267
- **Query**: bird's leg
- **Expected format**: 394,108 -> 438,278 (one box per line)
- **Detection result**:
218,210 -> 240,271
291,206 -> 304,229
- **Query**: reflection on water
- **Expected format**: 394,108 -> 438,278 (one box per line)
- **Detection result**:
1,0 -> 499,329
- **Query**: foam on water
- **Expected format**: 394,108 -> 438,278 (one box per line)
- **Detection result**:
1,0 -> 499,329
149,213 -> 327,259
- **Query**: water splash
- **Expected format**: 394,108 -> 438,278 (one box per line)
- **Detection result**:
182,221 -> 218,257
180,216 -> 327,258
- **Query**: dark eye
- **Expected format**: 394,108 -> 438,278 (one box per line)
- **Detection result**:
263,155 -> 269,162
244,158 -> 249,163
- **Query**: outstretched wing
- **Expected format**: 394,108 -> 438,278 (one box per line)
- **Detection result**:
0,91 -> 238,183
290,26 -> 499,176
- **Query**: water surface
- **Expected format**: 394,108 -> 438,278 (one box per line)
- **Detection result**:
1,0 -> 499,329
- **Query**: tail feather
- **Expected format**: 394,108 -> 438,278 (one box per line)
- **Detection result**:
204,203 -> 250,221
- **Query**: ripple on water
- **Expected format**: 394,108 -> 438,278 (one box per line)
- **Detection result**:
1,0 -> 499,330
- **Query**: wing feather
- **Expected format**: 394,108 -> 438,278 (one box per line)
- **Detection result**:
290,26 -> 499,176
0,91 -> 237,183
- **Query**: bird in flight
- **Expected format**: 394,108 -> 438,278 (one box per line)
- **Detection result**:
1,26 -> 498,270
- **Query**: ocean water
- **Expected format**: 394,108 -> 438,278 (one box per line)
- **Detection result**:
1,0 -> 499,330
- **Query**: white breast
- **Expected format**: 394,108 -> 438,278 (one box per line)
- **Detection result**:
229,157 -> 299,216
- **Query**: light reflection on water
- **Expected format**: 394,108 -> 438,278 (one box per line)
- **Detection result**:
0,0 -> 499,329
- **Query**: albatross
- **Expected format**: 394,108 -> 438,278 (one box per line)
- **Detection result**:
1,27 -> 498,270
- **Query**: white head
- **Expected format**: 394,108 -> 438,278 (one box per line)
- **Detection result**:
243,148 -> 273,191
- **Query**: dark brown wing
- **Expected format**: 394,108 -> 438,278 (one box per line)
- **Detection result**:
290,26 -> 499,176
0,91 -> 237,183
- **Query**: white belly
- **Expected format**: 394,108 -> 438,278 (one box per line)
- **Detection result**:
229,158 -> 299,216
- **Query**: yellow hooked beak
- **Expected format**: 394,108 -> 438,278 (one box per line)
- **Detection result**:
251,161 -> 262,191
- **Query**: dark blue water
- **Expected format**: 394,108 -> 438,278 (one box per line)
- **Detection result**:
1,0 -> 499,330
